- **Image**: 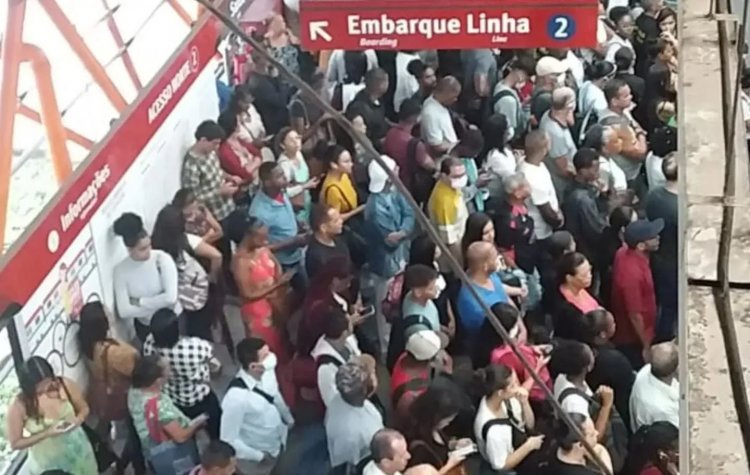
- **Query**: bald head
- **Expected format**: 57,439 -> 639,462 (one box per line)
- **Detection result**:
434,76 -> 462,106
435,76 -> 460,94
524,130 -> 549,164
405,465 -> 440,475
465,241 -> 496,272
650,341 -> 678,379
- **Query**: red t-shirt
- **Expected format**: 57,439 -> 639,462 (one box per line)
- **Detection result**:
390,353 -> 430,416
610,246 -> 657,346
490,344 -> 551,401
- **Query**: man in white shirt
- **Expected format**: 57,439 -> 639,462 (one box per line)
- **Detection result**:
421,76 -> 462,156
363,429 -> 412,475
220,338 -> 294,475
629,341 -> 679,432
519,131 -> 563,244
581,124 -> 628,197
326,361 -> 384,471
310,306 -> 362,407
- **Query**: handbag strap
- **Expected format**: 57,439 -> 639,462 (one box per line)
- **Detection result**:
102,343 -> 112,389
325,183 -> 355,211
144,396 -> 166,444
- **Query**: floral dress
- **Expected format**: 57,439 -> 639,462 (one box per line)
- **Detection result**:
24,400 -> 97,475
127,388 -> 191,453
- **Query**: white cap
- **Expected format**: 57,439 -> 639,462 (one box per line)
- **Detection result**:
406,330 -> 442,361
535,56 -> 568,76
368,155 -> 397,193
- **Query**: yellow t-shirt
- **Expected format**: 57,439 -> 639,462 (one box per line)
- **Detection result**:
428,180 -> 468,245
321,173 -> 358,213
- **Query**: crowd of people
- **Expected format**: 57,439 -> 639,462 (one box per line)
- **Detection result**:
4,0 -> 680,474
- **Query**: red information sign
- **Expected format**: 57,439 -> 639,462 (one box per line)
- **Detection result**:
300,0 -> 598,51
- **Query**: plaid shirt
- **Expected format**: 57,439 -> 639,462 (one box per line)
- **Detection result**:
143,335 -> 212,407
181,151 -> 235,221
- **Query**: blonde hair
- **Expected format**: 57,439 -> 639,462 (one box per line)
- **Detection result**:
656,101 -> 676,124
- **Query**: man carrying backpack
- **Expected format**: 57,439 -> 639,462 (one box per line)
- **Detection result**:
490,55 -> 536,143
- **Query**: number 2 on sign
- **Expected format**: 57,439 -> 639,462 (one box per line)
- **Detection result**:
553,17 -> 568,38
547,14 -> 575,40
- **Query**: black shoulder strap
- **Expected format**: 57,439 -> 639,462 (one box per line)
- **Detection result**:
481,418 -> 512,442
558,386 -> 595,409
403,314 -> 430,330
316,354 -> 343,369
227,377 -> 248,391
252,386 -> 275,405
392,377 -> 430,408
490,89 -> 516,109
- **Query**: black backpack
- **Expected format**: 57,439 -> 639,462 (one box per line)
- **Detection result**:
558,387 -> 629,473
490,88 -> 525,141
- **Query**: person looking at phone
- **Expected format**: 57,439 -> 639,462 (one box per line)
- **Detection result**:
182,121 -> 241,274
128,354 -> 207,470
6,356 -> 98,474
473,364 -> 544,475
472,303 -> 552,413
232,216 -> 295,362
220,338 -> 294,475
248,162 -> 311,292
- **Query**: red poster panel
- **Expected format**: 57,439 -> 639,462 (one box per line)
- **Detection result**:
300,0 -> 598,50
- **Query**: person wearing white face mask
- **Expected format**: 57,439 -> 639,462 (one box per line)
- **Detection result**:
427,157 -> 470,263
220,338 -> 294,475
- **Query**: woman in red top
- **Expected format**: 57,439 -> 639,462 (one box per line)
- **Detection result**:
231,217 -> 293,362
217,110 -> 262,185
546,251 -> 603,342
474,303 -> 551,414
621,421 -> 678,475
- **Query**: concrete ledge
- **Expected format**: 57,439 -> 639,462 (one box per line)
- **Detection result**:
684,0 -> 750,471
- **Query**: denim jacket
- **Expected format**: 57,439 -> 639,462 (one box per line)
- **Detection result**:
364,192 -> 416,277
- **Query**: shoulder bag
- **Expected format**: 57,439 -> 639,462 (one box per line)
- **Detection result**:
177,253 -> 209,311
144,396 -> 200,475
88,342 -> 130,422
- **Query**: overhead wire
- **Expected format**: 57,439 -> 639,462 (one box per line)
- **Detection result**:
193,1 -> 613,473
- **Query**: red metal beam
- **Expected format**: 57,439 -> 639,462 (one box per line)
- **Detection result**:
16,103 -> 95,150
0,0 -> 28,251
101,0 -> 143,90
38,0 -> 128,112
20,44 -> 73,183
167,0 -> 195,26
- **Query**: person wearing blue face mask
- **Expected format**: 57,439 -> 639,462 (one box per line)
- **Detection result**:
220,338 -> 293,475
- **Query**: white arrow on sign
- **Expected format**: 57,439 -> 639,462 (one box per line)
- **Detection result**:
309,20 -> 333,42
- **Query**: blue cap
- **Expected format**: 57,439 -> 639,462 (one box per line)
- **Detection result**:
624,219 -> 664,247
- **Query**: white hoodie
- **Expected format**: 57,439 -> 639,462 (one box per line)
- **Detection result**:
310,334 -> 362,408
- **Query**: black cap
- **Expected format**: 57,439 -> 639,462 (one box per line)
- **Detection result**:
624,219 -> 664,247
